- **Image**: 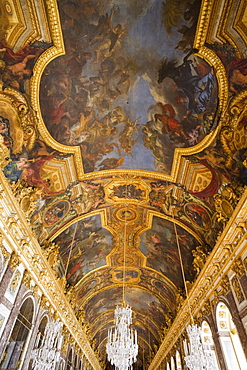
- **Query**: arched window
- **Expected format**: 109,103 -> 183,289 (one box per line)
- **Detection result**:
170,356 -> 175,370
67,348 -> 74,370
216,302 -> 247,370
0,297 -> 34,369
166,362 -> 171,370
175,350 -> 182,369
201,320 -> 220,369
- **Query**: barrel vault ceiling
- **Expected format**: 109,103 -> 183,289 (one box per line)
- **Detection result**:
1,0 -> 247,368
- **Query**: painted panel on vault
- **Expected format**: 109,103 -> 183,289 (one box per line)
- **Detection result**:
55,215 -> 113,285
139,216 -> 197,286
84,286 -> 168,328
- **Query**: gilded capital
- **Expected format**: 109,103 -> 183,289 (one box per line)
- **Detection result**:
22,270 -> 32,289
219,275 -> 230,296
232,257 -> 245,277
9,252 -> 20,270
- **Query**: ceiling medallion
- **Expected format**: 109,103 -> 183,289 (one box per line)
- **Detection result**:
115,206 -> 138,223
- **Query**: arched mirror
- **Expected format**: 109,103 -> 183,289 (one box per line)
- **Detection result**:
216,302 -> 247,370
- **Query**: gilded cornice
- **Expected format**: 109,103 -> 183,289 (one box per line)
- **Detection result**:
0,171 -> 101,370
149,187 -> 247,369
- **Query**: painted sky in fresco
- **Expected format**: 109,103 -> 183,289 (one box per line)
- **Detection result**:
40,0 -> 217,174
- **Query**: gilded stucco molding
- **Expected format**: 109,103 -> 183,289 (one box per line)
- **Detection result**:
194,0 -> 214,49
0,232 -> 11,260
29,0 -> 85,180
196,46 -> 228,112
2,0 -> 26,47
229,90 -> 247,126
0,171 -> 101,370
234,0 -> 247,51
149,187 -> 247,369
215,0 -> 240,52
232,256 -> 245,277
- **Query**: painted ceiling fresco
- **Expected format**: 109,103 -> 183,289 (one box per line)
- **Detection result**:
1,0 -> 247,368
40,0 -> 218,174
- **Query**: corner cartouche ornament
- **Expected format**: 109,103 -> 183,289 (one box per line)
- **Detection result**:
10,179 -> 41,221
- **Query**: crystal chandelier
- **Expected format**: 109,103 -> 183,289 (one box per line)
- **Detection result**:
184,324 -> 215,370
31,319 -> 63,370
106,304 -> 138,370
173,222 -> 214,370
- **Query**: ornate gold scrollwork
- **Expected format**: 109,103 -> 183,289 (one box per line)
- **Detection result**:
202,299 -> 211,317
231,275 -> 245,304
0,232 -> 10,261
40,294 -> 50,310
0,134 -> 10,170
214,182 -> 244,223
192,245 -> 211,276
10,179 -> 41,221
41,240 -> 60,273
211,290 -> 219,307
232,257 -> 245,277
220,126 -> 236,169
75,308 -> 86,325
64,284 -> 76,309
219,275 -> 230,296
8,251 -> 20,269
22,269 -> 32,289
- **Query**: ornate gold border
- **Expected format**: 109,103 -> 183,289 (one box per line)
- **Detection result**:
29,0 -> 85,180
